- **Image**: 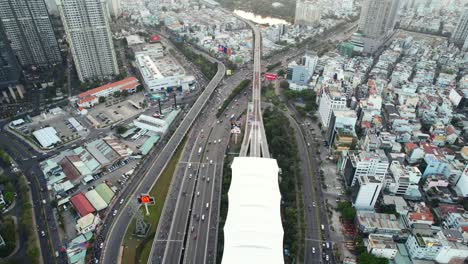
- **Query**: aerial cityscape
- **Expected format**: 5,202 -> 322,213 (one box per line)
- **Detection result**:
0,0 -> 468,264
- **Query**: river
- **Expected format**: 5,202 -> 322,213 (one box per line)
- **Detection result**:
233,10 -> 290,25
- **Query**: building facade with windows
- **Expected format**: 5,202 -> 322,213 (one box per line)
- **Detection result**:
56,0 -> 119,81
0,0 -> 62,68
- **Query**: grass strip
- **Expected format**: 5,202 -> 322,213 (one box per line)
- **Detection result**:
121,138 -> 187,264
216,79 -> 251,118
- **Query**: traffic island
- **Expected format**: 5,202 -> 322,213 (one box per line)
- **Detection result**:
121,138 -> 186,264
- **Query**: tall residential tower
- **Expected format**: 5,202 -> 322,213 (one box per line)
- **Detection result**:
0,0 -> 62,68
294,0 -> 321,27
56,0 -> 119,82
452,9 -> 468,47
356,0 -> 401,53
0,22 -> 20,89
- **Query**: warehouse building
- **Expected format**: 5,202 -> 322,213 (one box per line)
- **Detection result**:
33,127 -> 61,149
70,193 -> 95,217
94,183 -> 115,204
85,190 -> 108,211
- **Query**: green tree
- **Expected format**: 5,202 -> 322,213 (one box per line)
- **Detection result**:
115,72 -> 127,80
121,90 -> 129,97
98,96 -> 106,103
116,126 -> 128,134
358,253 -> 389,264
113,91 -> 121,97
277,69 -> 286,77
279,80 -> 290,89
137,85 -> 144,92
3,192 -> 13,204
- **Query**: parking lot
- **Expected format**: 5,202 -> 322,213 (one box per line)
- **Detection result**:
86,93 -> 147,128
14,107 -> 89,145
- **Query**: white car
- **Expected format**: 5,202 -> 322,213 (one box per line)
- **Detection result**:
99,243 -> 104,249
40,230 -> 45,237
210,160 -> 213,164
113,209 -> 118,216
312,247 -> 315,254
189,174 -> 192,179
120,199 -> 124,205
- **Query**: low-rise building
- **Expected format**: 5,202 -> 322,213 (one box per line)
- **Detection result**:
33,127 -> 61,149
366,234 -> 398,259
76,77 -> 140,108
356,212 -> 403,235
135,44 -> 195,97
445,212 -> 468,229
406,234 -> 444,261
75,213 -> 100,234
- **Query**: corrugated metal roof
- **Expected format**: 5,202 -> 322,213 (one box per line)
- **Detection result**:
94,183 -> 115,204
139,135 -> 160,155
84,190 -> 108,211
70,193 -> 95,217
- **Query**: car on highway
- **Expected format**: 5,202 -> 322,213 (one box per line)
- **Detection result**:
189,174 -> 192,179
325,255 -> 329,261
113,210 -> 118,216
312,247 -> 316,254
210,160 -> 213,164
201,214 -> 205,221
207,177 -> 210,182
206,203 -> 209,209
120,199 -> 124,205
197,191 -> 200,196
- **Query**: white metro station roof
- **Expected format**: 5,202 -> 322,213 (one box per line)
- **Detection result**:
222,157 -> 284,264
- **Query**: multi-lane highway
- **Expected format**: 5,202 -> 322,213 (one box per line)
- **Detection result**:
100,56 -> 226,263
147,66 -> 252,263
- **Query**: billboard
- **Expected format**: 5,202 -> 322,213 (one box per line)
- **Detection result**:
264,73 -> 277,81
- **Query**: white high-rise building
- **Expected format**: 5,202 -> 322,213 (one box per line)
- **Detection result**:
318,88 -> 347,127
354,175 -> 383,211
357,0 -> 401,53
342,0 -> 354,13
294,0 -> 321,27
341,149 -> 389,186
388,161 -> 422,196
56,0 -> 119,82
107,0 -> 121,18
452,9 -> 468,47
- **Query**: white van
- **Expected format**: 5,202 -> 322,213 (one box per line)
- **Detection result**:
206,203 -> 209,209
201,214 -> 205,221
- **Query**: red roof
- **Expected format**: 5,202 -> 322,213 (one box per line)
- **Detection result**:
405,142 -> 418,153
461,226 -> 468,232
408,212 -> 434,223
70,193 -> 95,217
78,77 -> 139,99
150,35 -> 161,42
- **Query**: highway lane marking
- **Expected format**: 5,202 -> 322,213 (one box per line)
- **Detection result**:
161,127 -> 210,264
183,164 -> 211,264
203,162 -> 217,264
103,63 -> 225,264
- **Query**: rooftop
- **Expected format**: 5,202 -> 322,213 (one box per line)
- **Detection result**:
222,157 -> 283,264
368,234 -> 397,250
